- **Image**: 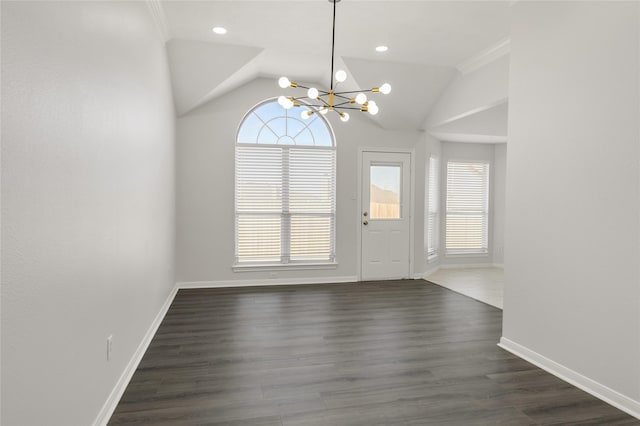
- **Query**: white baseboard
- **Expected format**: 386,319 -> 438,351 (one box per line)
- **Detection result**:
93,284 -> 179,426
498,337 -> 640,420
178,275 -> 358,289
417,266 -> 440,279
420,263 -> 502,277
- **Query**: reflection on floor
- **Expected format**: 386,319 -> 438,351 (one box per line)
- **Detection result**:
425,267 -> 504,309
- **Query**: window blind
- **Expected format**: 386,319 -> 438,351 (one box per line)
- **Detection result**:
445,161 -> 489,255
426,156 -> 439,259
235,147 -> 283,263
235,146 -> 336,264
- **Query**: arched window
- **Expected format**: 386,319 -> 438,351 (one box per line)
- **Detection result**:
235,99 -> 336,265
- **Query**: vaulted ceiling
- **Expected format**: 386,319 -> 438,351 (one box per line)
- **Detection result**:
156,0 -> 511,135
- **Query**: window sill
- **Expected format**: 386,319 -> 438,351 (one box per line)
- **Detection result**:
232,262 -> 338,272
445,252 -> 489,258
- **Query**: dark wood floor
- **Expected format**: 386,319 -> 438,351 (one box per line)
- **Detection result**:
109,280 -> 639,426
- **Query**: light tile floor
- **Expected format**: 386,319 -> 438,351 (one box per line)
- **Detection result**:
425,267 -> 504,309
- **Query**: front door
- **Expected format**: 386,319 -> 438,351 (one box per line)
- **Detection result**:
361,151 -> 411,281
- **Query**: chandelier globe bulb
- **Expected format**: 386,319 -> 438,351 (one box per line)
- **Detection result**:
278,76 -> 291,88
368,100 -> 379,115
355,93 -> 367,105
307,87 -> 319,99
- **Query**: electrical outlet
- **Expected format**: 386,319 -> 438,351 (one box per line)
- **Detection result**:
107,335 -> 113,361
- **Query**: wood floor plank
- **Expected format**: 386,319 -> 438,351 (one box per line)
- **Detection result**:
108,281 -> 639,425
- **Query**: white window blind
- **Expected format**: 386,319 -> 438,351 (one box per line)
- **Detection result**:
426,156 -> 439,259
235,99 -> 336,265
288,148 -> 336,262
235,147 -> 283,263
445,161 -> 490,255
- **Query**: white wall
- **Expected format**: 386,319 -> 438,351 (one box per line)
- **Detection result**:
429,102 -> 509,145
493,143 -> 507,265
504,0 -> 640,411
425,55 -> 509,129
176,78 -> 429,283
166,39 -> 263,116
1,2 -> 176,425
438,142 -> 500,266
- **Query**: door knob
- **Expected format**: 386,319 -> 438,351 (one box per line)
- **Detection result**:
363,220 -> 368,226
363,211 -> 368,217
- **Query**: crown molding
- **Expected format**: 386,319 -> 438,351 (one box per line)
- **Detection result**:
457,37 -> 510,75
146,0 -> 170,42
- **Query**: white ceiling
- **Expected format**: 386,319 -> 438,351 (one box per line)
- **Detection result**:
161,1 -> 511,67
158,0 -> 512,128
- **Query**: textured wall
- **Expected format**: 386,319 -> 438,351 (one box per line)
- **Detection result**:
1,2 -> 176,425
504,0 -> 640,405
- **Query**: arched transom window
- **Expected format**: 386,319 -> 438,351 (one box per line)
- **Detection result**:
235,99 -> 336,265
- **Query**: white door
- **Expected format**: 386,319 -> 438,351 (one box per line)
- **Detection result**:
361,151 -> 411,280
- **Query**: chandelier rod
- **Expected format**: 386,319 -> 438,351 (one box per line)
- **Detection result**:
276,0 -> 390,122
330,0 -> 337,91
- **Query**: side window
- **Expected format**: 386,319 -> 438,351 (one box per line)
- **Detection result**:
445,161 -> 490,255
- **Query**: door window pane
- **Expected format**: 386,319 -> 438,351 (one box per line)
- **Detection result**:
370,165 -> 401,219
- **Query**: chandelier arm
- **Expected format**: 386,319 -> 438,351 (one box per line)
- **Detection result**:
334,106 -> 366,111
334,89 -> 375,95
291,96 -> 323,103
333,94 -> 352,101
333,100 -> 353,107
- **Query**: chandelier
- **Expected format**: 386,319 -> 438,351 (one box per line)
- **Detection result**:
277,0 -> 391,123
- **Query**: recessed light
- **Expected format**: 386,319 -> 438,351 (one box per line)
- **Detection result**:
375,45 -> 389,52
212,27 -> 227,35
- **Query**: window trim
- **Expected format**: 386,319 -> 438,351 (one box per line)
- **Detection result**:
232,262 -> 338,272
426,155 -> 439,262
